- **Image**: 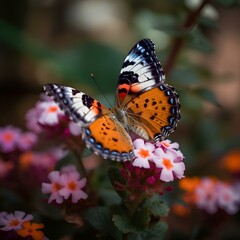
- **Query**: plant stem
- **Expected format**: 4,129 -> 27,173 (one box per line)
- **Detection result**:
164,0 -> 212,75
128,191 -> 146,216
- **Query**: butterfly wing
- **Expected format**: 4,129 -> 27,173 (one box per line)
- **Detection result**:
117,38 -> 165,105
116,39 -> 180,141
126,84 -> 180,141
44,84 -> 134,161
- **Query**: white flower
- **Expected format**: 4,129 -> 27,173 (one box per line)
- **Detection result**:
153,148 -> 185,182
132,139 -> 155,168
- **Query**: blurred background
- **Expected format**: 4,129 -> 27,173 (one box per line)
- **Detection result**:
0,0 -> 239,239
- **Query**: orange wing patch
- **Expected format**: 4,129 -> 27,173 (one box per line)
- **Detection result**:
82,115 -> 134,161
127,84 -> 180,140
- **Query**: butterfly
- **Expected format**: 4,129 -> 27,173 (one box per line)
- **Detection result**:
44,39 -> 180,161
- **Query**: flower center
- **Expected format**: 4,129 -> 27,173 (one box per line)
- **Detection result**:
10,219 -> 20,227
47,105 -> 59,113
53,182 -> 63,192
162,141 -> 170,147
3,132 -> 14,142
67,180 -> 77,191
138,148 -> 150,158
162,158 -> 173,170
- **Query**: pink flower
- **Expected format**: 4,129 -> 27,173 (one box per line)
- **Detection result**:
132,139 -> 155,168
26,96 -> 65,133
42,171 -> 65,204
0,211 -> 33,231
68,121 -> 82,136
156,139 -> 179,151
17,132 -> 38,151
59,171 -> 88,203
25,106 -> 43,133
153,148 -> 185,182
38,101 -> 64,126
42,165 -> 88,204
0,126 -> 21,153
216,182 -> 240,214
195,178 -> 219,214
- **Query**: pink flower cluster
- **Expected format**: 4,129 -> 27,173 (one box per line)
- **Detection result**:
195,177 -> 240,214
42,165 -> 88,204
26,95 -> 81,136
132,139 -> 185,182
0,125 -> 38,153
0,211 -> 48,240
0,211 -> 33,231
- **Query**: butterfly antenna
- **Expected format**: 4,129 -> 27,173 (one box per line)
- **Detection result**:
90,74 -> 113,108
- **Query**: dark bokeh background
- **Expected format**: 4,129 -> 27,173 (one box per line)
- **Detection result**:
0,0 -> 239,239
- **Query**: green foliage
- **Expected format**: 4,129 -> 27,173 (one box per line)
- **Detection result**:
143,195 -> 170,217
84,206 -> 122,240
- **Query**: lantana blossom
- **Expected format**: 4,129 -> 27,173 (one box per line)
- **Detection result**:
0,210 -> 33,231
0,125 -> 21,153
156,139 -> 179,151
194,177 -> 219,214
42,171 -> 65,204
38,101 -> 64,126
132,138 -> 155,168
130,138 -> 185,182
216,182 -> 240,214
154,148 -> 185,182
180,177 -> 240,214
42,165 -> 88,204
59,171 -> 88,203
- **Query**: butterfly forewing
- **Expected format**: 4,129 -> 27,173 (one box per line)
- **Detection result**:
44,84 -> 105,125
117,39 -> 165,106
116,38 -> 180,141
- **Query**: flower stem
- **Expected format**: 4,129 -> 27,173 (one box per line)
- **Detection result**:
128,191 -> 146,216
164,0 -> 212,75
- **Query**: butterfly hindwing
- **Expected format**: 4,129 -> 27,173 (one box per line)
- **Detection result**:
82,115 -> 134,161
126,84 -> 180,141
44,84 -> 134,161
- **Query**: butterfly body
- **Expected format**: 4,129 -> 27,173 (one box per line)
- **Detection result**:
44,39 -> 180,161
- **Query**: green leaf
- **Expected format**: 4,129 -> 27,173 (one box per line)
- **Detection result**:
199,16 -> 219,30
140,222 -> 168,240
113,209 -> 151,233
178,89 -> 203,111
113,214 -> 137,233
215,0 -> 240,7
170,68 -> 201,86
127,222 -> 168,240
194,87 -> 221,107
147,201 -> 169,217
142,195 -> 169,217
56,42 -> 123,92
84,206 -> 121,240
187,28 -> 214,53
